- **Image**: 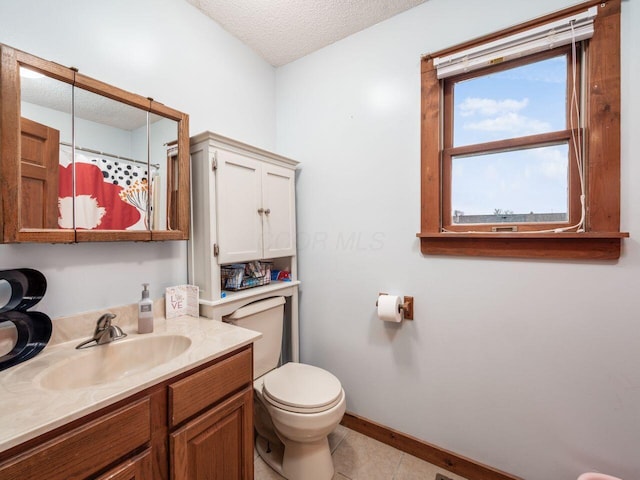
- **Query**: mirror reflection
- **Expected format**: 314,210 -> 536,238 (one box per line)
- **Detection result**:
149,113 -> 179,231
19,66 -> 73,231
19,67 -> 180,233
5,43 -> 189,242
72,88 -> 150,231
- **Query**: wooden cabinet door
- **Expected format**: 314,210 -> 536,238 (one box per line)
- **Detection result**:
20,117 -> 59,229
94,450 -> 153,480
216,150 -> 263,263
262,164 -> 296,259
170,387 -> 253,480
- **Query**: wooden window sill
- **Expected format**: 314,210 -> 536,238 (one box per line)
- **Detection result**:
417,232 -> 629,260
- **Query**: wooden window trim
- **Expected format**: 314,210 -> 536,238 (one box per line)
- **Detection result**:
418,0 -> 628,260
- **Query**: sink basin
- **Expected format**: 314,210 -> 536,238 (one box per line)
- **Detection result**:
38,334 -> 192,390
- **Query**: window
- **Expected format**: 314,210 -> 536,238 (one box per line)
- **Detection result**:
446,48 -> 578,231
419,0 -> 627,260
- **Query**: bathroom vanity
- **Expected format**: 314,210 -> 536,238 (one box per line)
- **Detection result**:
0,314 -> 259,479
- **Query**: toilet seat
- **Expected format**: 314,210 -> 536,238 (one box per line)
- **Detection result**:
262,363 -> 343,414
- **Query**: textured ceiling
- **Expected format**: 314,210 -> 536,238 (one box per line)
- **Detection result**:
186,0 -> 428,66
21,73 -> 147,131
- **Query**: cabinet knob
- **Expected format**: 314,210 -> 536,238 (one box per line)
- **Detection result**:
264,208 -> 271,215
258,208 -> 264,214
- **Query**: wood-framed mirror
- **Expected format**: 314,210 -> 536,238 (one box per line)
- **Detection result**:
0,44 -> 190,243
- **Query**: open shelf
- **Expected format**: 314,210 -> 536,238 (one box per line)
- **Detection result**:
200,280 -> 301,307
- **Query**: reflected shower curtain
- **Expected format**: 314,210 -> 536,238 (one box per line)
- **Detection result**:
58,146 -> 156,230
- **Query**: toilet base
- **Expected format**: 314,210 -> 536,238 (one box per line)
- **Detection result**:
256,434 -> 285,475
256,433 -> 335,480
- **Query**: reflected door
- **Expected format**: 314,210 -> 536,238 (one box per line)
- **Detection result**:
19,118 -> 59,229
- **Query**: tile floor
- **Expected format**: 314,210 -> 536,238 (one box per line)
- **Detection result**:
254,424 -> 469,480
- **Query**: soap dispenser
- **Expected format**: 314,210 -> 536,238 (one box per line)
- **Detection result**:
138,283 -> 154,334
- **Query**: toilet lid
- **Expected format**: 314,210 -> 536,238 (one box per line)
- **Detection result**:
262,363 -> 343,413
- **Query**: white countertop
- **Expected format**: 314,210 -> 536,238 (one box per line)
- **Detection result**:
0,314 -> 260,453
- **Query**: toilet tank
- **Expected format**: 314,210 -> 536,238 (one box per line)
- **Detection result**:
224,296 -> 285,379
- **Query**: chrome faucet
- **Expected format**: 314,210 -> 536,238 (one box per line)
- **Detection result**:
76,313 -> 127,349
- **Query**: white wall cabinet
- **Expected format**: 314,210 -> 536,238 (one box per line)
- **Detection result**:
216,149 -> 296,264
189,131 -> 300,361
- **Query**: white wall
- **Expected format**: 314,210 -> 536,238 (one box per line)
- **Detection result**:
276,1 -> 640,479
0,0 -> 275,318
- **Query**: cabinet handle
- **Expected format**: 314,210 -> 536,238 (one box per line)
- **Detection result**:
264,208 -> 271,215
257,208 -> 264,214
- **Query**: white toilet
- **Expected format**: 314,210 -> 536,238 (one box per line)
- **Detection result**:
225,296 -> 346,480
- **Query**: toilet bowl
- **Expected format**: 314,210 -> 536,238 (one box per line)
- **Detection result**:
254,363 -> 346,480
224,297 -> 346,480
578,474 -> 623,480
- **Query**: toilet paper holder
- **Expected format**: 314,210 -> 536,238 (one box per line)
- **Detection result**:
376,293 -> 414,320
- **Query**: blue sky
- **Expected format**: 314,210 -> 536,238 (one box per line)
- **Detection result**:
451,55 -> 570,219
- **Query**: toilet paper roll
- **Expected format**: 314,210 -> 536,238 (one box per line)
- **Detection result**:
377,294 -> 402,323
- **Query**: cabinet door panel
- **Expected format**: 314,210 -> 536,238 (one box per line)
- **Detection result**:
171,387 -> 253,480
262,164 -> 296,259
216,150 -> 263,263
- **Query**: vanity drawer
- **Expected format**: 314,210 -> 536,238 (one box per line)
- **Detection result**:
169,346 -> 252,428
0,397 -> 151,480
